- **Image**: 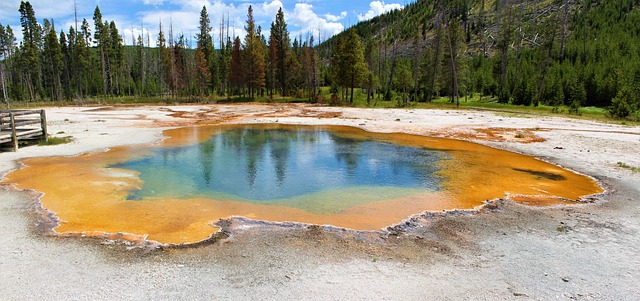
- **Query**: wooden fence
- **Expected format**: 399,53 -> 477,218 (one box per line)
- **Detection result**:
0,110 -> 48,151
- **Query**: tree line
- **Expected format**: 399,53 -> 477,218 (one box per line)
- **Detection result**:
0,2 -> 320,106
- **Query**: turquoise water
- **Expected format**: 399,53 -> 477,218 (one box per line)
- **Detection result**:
114,126 -> 445,209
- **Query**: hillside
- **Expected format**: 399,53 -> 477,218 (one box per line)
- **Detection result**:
319,0 -> 640,119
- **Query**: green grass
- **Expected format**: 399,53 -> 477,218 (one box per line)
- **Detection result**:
39,136 -> 73,146
334,90 -> 640,125
7,88 -> 640,125
616,162 -> 640,173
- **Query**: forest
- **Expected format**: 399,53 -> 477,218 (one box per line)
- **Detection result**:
0,2 -> 320,106
0,0 -> 639,120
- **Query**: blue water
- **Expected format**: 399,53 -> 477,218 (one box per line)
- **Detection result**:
114,126 -> 445,203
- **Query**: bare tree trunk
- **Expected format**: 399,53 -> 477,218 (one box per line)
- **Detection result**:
428,25 -> 442,102
412,33 -> 421,102
0,65 -> 9,108
350,73 -> 355,104
387,39 -> 397,96
535,15 -> 559,107
99,46 -> 107,103
447,21 -> 459,108
560,0 -> 569,60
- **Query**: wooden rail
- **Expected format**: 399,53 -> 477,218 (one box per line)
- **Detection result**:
0,109 -> 48,151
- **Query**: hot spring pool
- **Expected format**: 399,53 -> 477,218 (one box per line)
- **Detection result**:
116,126 -> 445,213
3,124 -> 603,245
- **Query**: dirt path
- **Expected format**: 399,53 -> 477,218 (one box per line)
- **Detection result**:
1,104 -> 639,300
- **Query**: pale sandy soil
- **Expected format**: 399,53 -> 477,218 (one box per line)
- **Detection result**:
1,103 -> 639,300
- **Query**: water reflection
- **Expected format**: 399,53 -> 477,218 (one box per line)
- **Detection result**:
116,126 -> 444,202
4,124 -> 604,244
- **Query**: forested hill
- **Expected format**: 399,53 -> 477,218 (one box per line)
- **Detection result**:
320,0 -> 640,118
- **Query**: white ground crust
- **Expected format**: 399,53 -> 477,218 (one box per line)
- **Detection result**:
1,104 -> 639,300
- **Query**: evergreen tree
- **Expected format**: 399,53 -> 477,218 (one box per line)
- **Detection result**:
157,21 -> 170,98
267,25 -> 277,98
270,8 -> 291,96
330,29 -> 367,103
42,19 -> 63,101
242,6 -> 265,98
229,36 -> 243,95
394,59 -> 413,106
73,21 -> 91,99
0,24 -> 17,105
109,21 -> 123,96
60,29 -> 72,101
196,6 -> 215,94
288,38 -> 302,95
19,1 -> 41,101
305,35 -> 318,102
93,6 -> 109,99
194,46 -> 211,96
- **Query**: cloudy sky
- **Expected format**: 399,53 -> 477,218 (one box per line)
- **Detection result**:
0,0 -> 404,47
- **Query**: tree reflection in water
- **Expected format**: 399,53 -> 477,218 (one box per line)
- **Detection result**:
117,126 -> 443,202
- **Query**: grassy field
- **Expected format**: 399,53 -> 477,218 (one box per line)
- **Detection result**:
5,87 -> 639,126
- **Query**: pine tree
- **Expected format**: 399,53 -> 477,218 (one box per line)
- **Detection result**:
306,35 -> 318,102
0,24 -> 17,105
73,21 -> 91,99
170,33 -> 186,97
194,47 -> 211,96
288,38 -> 302,95
108,21 -> 123,96
42,19 -> 63,101
270,8 -> 291,96
267,25 -> 277,98
19,1 -> 41,101
331,29 -> 367,103
93,6 -> 109,99
157,20 -> 171,98
394,59 -> 413,106
242,6 -> 265,98
196,6 -> 215,94
60,29 -> 72,101
229,36 -> 243,95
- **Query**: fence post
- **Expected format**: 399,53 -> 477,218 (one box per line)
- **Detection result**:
40,109 -> 48,140
10,112 -> 17,151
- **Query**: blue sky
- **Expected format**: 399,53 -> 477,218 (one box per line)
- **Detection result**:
0,0 -> 404,47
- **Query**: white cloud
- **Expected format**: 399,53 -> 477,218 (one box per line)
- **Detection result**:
357,1 -> 403,21
143,0 -> 165,5
288,3 -> 343,42
260,0 -> 283,21
325,11 -> 347,22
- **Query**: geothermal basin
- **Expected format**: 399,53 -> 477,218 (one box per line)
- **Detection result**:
3,124 -> 603,245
